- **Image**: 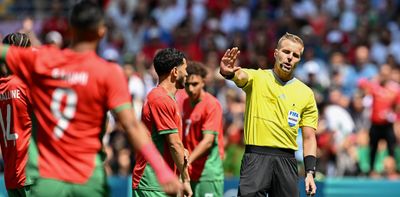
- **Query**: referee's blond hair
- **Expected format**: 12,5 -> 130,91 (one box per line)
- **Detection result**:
277,32 -> 304,54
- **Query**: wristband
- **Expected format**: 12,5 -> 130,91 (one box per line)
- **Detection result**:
220,70 -> 235,80
140,143 -> 176,184
304,155 -> 316,176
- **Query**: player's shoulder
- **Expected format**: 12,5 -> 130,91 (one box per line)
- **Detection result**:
203,92 -> 222,109
147,87 -> 174,104
204,92 -> 219,103
3,76 -> 26,88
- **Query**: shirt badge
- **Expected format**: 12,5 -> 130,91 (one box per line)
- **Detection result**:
288,110 -> 299,127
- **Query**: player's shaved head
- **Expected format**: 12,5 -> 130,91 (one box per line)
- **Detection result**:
69,0 -> 105,40
69,1 -> 104,31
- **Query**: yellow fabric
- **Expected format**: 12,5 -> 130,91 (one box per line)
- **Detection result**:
236,69 -> 318,150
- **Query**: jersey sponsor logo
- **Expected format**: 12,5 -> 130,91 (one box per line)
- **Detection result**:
0,90 -> 21,101
288,110 -> 299,127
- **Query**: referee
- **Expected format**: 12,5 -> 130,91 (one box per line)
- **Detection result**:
219,33 -> 318,197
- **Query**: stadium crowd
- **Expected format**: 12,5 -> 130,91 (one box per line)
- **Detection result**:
1,0 -> 400,181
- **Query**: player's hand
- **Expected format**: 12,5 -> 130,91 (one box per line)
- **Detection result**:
160,176 -> 183,196
305,173 -> 317,196
181,181 -> 193,197
184,148 -> 189,165
220,47 -> 241,77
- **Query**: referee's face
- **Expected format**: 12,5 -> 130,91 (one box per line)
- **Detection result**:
274,39 -> 303,79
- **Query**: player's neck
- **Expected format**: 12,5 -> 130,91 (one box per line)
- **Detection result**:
189,90 -> 204,103
158,77 -> 178,95
69,40 -> 98,53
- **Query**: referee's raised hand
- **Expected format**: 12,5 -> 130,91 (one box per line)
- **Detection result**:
220,47 -> 241,78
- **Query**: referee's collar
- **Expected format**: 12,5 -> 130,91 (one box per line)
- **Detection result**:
271,70 -> 296,86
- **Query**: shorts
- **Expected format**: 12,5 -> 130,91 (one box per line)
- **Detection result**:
7,185 -> 31,197
238,145 -> 298,197
191,180 -> 224,197
30,165 -> 108,197
132,189 -> 168,197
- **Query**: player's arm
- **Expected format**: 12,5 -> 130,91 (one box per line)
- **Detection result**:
302,126 -> 317,196
220,47 -> 249,87
165,132 -> 193,196
114,107 -> 182,195
188,102 -> 222,165
187,133 -> 215,165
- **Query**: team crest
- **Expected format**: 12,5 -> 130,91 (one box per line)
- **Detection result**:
288,110 -> 299,127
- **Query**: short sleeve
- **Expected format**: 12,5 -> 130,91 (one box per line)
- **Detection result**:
106,64 -> 132,112
202,100 -> 223,134
4,46 -> 36,85
299,91 -> 318,129
241,68 -> 257,92
150,98 -> 179,135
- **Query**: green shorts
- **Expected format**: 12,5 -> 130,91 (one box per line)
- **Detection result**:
191,180 -> 224,197
132,189 -> 168,197
30,164 -> 108,197
7,185 -> 31,197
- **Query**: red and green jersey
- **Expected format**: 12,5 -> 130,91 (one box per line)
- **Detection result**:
180,92 -> 224,181
2,45 -> 131,184
132,86 -> 182,190
0,76 -> 32,189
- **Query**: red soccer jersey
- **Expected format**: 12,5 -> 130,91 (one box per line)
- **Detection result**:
4,45 -> 131,184
0,76 -> 32,189
180,92 -> 224,181
359,78 -> 400,124
132,86 -> 182,189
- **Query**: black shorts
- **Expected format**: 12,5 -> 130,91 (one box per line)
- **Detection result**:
238,145 -> 298,197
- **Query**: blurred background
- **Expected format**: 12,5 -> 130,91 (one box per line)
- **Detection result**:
1,0 -> 400,196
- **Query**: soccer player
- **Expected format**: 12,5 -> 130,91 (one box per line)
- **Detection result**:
219,33 -> 318,197
0,1 -> 181,196
132,48 -> 193,197
0,32 -> 32,197
180,61 -> 224,197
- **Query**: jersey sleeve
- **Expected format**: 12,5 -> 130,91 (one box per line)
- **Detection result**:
105,64 -> 132,112
150,98 -> 179,135
299,91 -> 319,129
241,68 -> 257,92
202,100 -> 223,135
3,46 -> 36,85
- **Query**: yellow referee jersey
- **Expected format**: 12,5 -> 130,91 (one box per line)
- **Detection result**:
236,69 -> 318,150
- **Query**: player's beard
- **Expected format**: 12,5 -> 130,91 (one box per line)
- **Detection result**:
176,75 -> 185,89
